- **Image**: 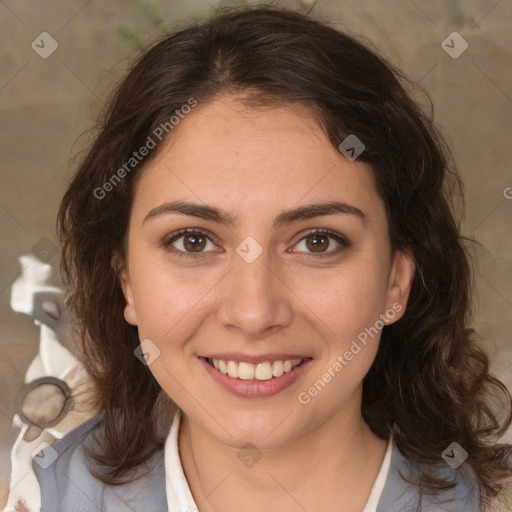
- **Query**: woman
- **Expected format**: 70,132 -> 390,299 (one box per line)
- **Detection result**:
23,5 -> 512,511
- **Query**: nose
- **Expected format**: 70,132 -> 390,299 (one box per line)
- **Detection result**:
216,248 -> 293,340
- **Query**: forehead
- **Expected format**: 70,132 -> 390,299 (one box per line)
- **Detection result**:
133,96 -> 383,222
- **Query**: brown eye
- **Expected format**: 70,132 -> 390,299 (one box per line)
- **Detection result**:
165,229 -> 218,257
182,233 -> 207,252
292,229 -> 350,257
304,233 -> 330,252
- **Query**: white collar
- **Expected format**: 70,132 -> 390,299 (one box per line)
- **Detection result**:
362,430 -> 394,511
164,410 -> 393,512
164,410 -> 198,510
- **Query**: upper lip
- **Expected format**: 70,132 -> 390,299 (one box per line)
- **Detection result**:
201,353 -> 311,364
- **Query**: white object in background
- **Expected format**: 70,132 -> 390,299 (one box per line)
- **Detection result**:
4,255 -> 97,512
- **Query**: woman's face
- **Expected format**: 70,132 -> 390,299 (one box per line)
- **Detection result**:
119,96 -> 414,449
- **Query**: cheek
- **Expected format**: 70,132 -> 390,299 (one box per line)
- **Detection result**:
134,278 -> 206,341
127,262 -> 225,401
296,265 -> 386,407
296,257 -> 390,342
130,270 -> 209,392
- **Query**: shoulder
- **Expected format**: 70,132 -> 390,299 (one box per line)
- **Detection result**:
377,440 -> 483,512
33,413 -> 167,512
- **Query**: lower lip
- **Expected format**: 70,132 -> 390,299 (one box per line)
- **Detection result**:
199,357 -> 312,398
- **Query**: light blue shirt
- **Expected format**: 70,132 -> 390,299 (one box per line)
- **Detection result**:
32,413 -> 483,511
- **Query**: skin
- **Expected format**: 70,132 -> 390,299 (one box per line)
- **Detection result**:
118,95 -> 415,512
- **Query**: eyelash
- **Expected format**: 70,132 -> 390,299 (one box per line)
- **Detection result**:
163,228 -> 351,259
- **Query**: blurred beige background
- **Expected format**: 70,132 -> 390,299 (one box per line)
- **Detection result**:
0,0 -> 511,486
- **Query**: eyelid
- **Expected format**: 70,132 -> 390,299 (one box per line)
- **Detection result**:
163,228 -> 219,257
288,228 -> 351,258
163,227 -> 351,258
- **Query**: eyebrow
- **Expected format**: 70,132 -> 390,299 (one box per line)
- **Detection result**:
143,200 -> 367,228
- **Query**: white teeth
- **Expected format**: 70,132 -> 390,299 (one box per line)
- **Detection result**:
209,358 -> 304,381
272,360 -> 284,377
227,360 -> 238,378
219,360 -> 228,375
255,362 -> 273,380
238,362 -> 255,380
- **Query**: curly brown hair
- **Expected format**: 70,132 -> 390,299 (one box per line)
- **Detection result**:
57,4 -> 512,509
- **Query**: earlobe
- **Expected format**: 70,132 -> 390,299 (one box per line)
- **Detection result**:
112,253 -> 139,326
384,250 -> 415,324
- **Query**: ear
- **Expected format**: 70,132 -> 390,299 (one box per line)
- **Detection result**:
112,253 -> 139,326
384,249 -> 415,325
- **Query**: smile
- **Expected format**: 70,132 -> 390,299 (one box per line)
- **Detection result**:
199,356 -> 313,398
207,357 -> 304,380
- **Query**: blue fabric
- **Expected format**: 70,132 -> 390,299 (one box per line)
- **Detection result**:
33,414 -> 483,511
32,414 -> 167,511
376,438 -> 482,511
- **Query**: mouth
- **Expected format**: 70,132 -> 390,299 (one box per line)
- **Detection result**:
199,356 -> 313,399
205,357 -> 308,381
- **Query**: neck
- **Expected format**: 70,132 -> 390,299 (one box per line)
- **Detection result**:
178,388 -> 390,512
